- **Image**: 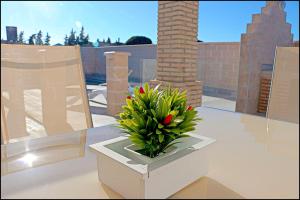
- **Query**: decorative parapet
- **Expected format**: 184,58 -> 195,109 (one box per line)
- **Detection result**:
236,1 -> 293,114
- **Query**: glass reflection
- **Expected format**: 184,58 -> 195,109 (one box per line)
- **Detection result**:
1,130 -> 86,176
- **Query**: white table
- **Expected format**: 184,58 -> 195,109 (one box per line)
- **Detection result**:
1,107 -> 299,199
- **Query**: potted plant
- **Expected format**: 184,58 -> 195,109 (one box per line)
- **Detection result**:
90,83 -> 215,199
118,83 -> 201,160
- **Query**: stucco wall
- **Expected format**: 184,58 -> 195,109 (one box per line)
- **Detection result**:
197,42 -> 240,99
81,42 -> 240,99
81,44 -> 156,83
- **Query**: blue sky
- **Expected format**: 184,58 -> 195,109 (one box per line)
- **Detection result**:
1,1 -> 299,45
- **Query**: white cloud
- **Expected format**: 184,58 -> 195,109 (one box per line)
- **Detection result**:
75,21 -> 82,29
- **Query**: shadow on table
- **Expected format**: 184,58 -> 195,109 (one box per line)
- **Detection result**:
100,176 -> 244,199
101,183 -> 124,199
170,176 -> 244,199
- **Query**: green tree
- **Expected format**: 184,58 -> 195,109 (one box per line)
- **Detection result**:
76,36 -> 80,45
79,26 -> 85,45
64,35 -> 69,45
83,34 -> 89,45
106,37 -> 111,44
36,30 -> 43,45
28,34 -> 36,45
115,37 -> 123,46
96,38 -> 101,47
125,36 -> 152,45
44,32 -> 51,45
68,29 -> 76,45
17,31 -> 25,44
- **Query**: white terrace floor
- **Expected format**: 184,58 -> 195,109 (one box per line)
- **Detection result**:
87,84 -> 236,127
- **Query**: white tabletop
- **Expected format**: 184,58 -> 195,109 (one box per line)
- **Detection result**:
1,107 -> 299,199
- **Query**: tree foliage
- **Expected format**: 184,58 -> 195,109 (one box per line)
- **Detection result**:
64,26 -> 90,46
44,32 -> 51,45
35,30 -> 43,45
106,37 -> 111,44
28,34 -> 36,45
64,35 -> 69,45
96,38 -> 101,47
115,37 -> 123,45
125,36 -> 152,45
17,31 -> 25,44
68,29 -> 77,45
79,26 -> 85,45
118,83 -> 201,158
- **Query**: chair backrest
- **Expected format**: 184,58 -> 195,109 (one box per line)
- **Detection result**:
267,47 -> 299,123
1,44 -> 93,144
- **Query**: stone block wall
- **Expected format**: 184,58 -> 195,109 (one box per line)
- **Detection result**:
80,41 -> 241,100
81,45 -> 156,84
197,42 -> 240,100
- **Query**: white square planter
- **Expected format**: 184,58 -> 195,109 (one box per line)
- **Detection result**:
90,133 -> 215,199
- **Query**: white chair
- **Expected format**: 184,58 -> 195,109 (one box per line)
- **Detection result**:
1,44 -> 93,144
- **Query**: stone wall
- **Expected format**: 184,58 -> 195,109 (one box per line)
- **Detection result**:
141,59 -> 156,83
236,1 -> 293,114
80,42 -> 240,100
197,42 -> 240,100
80,44 -> 156,84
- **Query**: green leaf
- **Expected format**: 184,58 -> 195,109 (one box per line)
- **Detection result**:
170,110 -> 179,117
150,109 -> 156,117
159,134 -> 164,143
156,129 -> 162,135
177,134 -> 190,139
174,115 -> 184,124
144,82 -> 149,93
161,98 -> 169,118
154,83 -> 161,91
161,141 -> 181,152
158,123 -> 164,129
147,132 -> 153,137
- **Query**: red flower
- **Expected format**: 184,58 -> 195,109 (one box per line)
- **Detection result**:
163,114 -> 173,125
187,106 -> 193,111
139,87 -> 145,94
127,96 -> 132,99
